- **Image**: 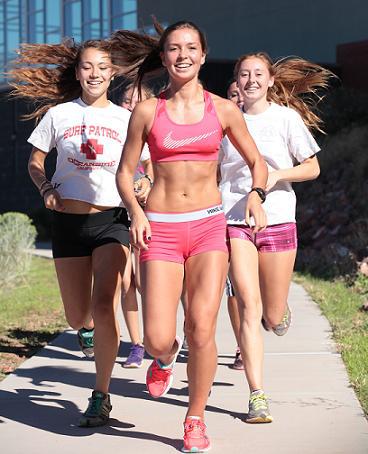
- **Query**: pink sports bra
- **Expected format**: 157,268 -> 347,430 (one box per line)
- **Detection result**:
147,90 -> 223,162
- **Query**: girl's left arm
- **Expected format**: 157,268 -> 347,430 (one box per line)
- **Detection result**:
116,103 -> 152,249
266,155 -> 320,191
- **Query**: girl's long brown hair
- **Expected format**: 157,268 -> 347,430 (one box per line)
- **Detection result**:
10,20 -> 207,120
9,39 -> 114,121
109,19 -> 208,98
234,52 -> 335,132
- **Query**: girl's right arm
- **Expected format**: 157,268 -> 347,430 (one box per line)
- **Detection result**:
116,102 -> 152,250
28,148 -> 65,211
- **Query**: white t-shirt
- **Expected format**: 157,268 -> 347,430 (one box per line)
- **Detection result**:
134,145 -> 150,180
28,98 -> 146,207
219,103 -> 320,225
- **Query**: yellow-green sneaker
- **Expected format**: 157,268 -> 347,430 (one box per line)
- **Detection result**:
245,390 -> 273,423
262,305 -> 291,337
273,305 -> 291,336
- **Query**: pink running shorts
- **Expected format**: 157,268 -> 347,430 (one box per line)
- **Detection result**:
227,222 -> 297,253
140,206 -> 228,264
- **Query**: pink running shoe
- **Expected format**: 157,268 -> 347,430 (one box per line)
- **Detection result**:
182,417 -> 211,453
146,336 -> 182,398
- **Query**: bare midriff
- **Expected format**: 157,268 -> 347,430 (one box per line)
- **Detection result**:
58,199 -> 115,214
146,160 -> 221,213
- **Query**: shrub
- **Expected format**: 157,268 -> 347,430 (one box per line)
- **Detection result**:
0,212 -> 37,290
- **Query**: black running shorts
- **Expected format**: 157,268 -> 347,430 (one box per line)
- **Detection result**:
52,207 -> 130,258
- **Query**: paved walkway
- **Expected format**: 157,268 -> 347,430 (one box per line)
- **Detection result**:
0,250 -> 367,453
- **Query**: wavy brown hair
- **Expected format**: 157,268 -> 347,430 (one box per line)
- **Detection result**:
109,19 -> 207,98
234,52 -> 335,133
9,39 -> 114,121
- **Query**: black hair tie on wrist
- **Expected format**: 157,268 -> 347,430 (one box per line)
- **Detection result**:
250,187 -> 266,203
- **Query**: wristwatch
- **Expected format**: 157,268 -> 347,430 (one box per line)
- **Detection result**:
143,174 -> 154,188
250,187 -> 266,203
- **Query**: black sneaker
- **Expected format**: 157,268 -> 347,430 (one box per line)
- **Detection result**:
78,391 -> 112,427
77,328 -> 94,358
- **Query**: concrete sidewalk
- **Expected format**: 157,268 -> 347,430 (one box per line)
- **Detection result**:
0,253 -> 367,453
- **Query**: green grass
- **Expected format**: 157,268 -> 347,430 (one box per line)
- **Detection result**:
0,255 -> 67,380
294,273 -> 368,416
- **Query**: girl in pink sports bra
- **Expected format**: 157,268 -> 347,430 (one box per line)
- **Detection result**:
114,20 -> 267,452
147,89 -> 223,162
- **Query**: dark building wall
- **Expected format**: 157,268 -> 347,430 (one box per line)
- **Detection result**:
337,40 -> 368,93
0,92 -> 56,227
0,93 -> 36,213
138,0 -> 368,65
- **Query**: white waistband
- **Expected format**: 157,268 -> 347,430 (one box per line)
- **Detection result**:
145,205 -> 223,223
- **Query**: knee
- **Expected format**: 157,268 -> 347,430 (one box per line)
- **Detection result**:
92,298 -> 115,324
237,295 -> 263,324
185,322 -> 214,350
144,335 -> 173,358
64,310 -> 89,330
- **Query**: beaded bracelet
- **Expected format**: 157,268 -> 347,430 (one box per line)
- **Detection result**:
40,183 -> 54,197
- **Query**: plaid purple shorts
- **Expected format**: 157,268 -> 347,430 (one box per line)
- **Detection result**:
227,222 -> 297,253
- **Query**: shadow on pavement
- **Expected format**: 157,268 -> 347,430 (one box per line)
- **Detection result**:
0,329 -> 245,450
0,387 -> 183,450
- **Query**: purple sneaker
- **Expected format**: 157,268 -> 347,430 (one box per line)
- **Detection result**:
123,344 -> 145,368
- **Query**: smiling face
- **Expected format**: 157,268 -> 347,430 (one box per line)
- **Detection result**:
236,57 -> 274,107
161,27 -> 206,82
120,86 -> 140,111
76,47 -> 114,105
227,81 -> 244,110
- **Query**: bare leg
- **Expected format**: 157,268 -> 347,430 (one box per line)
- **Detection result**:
259,249 -> 296,328
227,295 -> 241,346
122,280 -> 143,345
133,249 -> 142,294
54,256 -> 93,329
141,260 -> 183,364
181,279 -> 189,346
185,251 -> 228,419
229,238 -> 263,392
121,252 -> 143,345
92,243 -> 129,393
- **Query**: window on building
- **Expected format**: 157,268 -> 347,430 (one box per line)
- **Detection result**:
82,0 -> 102,40
111,0 -> 137,31
64,0 -> 82,42
45,0 -> 61,43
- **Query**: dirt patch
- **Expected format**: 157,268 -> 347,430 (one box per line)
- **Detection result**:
0,317 -> 66,381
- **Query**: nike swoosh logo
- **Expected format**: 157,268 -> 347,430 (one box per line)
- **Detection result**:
163,130 -> 218,149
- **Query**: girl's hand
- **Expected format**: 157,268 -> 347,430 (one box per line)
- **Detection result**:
134,176 -> 151,206
129,210 -> 151,250
245,192 -> 267,233
266,170 -> 280,192
43,189 -> 65,212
